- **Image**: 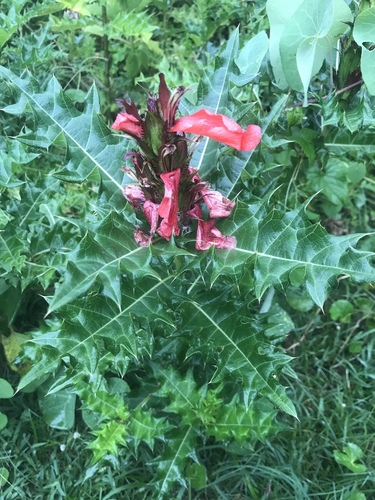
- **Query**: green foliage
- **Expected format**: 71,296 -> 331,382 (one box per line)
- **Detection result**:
267,0 -> 352,104
0,378 -> 14,431
1,1 -> 375,498
353,6 -> 375,95
334,443 -> 367,473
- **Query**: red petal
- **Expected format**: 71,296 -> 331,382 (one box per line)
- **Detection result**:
112,113 -> 143,137
196,219 -> 236,251
241,125 -> 262,151
201,189 -> 235,218
144,201 -> 160,234
171,109 -> 261,151
156,169 -> 181,240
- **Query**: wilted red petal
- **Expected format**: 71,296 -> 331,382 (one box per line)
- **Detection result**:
144,200 -> 160,234
196,219 -> 237,251
201,188 -> 235,218
187,203 -> 203,220
123,184 -> 145,209
157,169 -> 181,240
134,229 -> 153,247
112,113 -> 144,137
188,203 -> 236,251
171,109 -> 261,152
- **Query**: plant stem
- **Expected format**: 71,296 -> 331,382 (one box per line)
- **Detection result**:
286,79 -> 364,108
101,5 -> 111,103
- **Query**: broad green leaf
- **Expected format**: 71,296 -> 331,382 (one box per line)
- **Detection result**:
185,463 -> 207,489
0,378 -> 14,399
334,443 -> 367,473
38,387 -> 76,430
329,299 -> 354,323
267,0 -> 304,89
360,47 -> 375,96
353,7 -> 375,45
0,67 -> 128,202
307,157 -> 350,209
279,0 -> 351,102
296,36 -> 331,106
215,201 -> 374,308
267,0 -> 352,102
352,7 -> 375,94
0,467 -> 9,487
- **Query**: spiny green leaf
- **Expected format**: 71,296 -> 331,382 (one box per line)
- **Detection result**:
324,128 -> 375,153
77,382 -> 129,422
207,398 -> 281,445
0,138 -> 37,188
19,277 -> 174,389
231,31 -> 268,87
129,408 -> 173,451
154,426 -> 196,498
180,293 -> 296,417
47,211 -> 160,313
189,28 -> 259,195
215,201 -> 374,308
153,367 -> 207,424
90,419 -> 129,463
0,224 -> 27,273
0,66 -> 128,201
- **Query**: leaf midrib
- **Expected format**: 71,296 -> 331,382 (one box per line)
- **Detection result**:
9,73 -> 123,191
191,301 -> 296,416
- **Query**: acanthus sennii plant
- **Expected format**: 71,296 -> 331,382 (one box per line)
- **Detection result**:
1,14 -> 375,496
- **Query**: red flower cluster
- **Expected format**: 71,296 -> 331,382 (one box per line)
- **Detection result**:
112,74 -> 261,251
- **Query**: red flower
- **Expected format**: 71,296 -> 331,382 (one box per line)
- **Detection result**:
170,109 -> 261,151
188,205 -> 237,251
201,188 -> 235,218
112,113 -> 143,137
157,169 -> 181,240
